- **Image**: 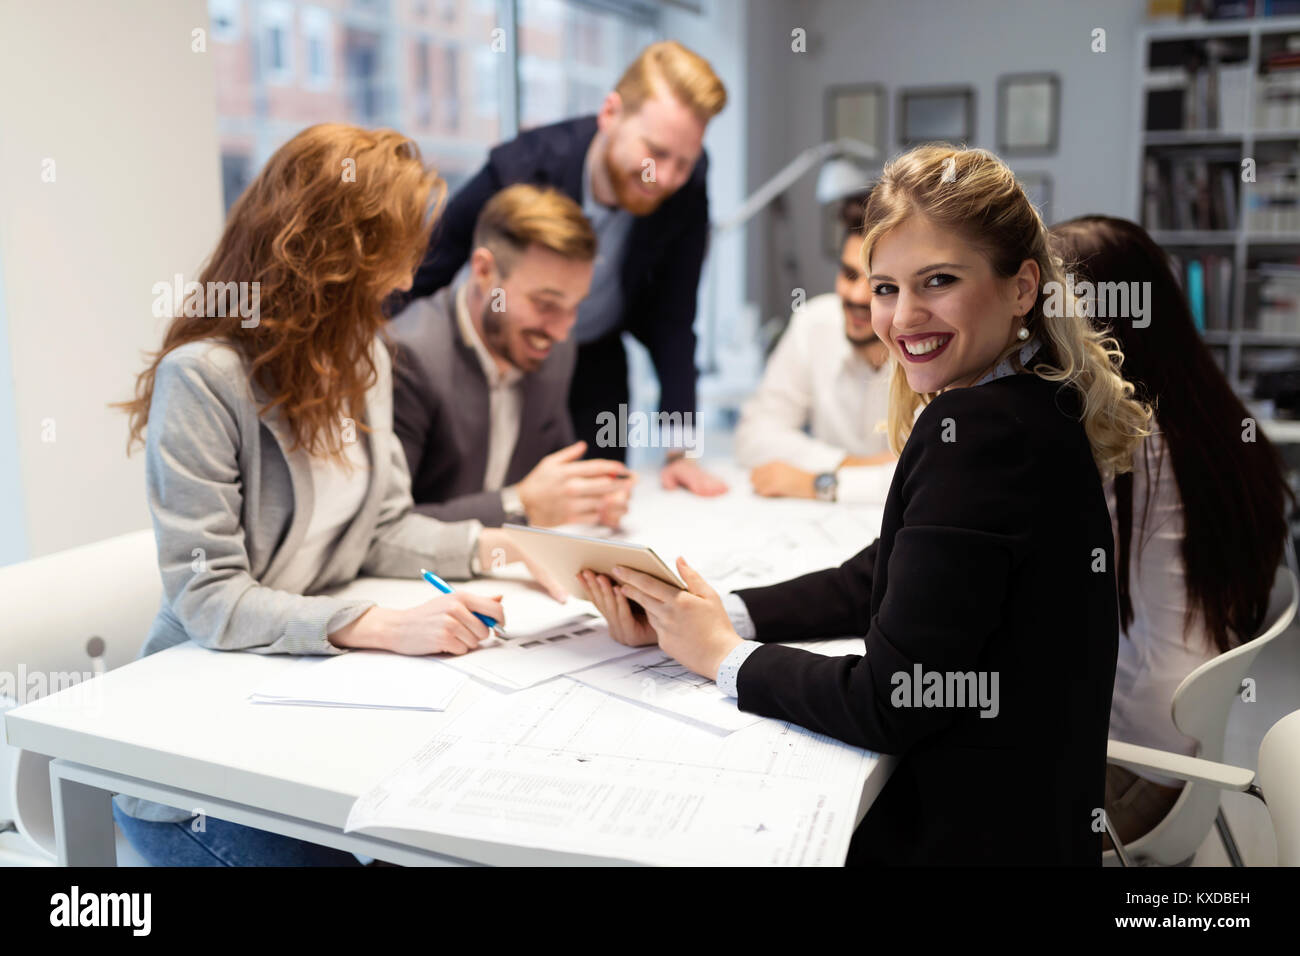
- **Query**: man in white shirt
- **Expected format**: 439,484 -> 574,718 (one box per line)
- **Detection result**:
389,185 -> 636,529
734,189 -> 895,503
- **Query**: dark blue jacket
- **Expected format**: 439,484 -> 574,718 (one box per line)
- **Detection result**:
400,115 -> 711,421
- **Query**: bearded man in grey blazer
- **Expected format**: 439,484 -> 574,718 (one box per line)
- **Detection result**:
389,184 -> 635,529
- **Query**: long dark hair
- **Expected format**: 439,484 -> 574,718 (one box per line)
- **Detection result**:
1050,215 -> 1291,653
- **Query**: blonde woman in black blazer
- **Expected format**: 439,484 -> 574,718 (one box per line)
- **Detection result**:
584,146 -> 1151,866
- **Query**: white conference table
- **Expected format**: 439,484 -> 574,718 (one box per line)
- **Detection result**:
4,461 -> 894,866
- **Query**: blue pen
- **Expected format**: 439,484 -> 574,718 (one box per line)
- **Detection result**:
419,568 -> 505,636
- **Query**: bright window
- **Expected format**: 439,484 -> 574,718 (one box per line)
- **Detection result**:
301,6 -> 332,88
212,0 -> 660,208
260,1 -> 294,85
209,0 -> 241,41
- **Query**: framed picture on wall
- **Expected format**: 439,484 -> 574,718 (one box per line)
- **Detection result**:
998,73 -> 1060,154
826,83 -> 885,156
823,84 -> 884,258
1016,172 -> 1053,218
898,86 -> 974,146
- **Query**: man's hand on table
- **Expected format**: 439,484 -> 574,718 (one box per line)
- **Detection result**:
749,461 -> 816,499
517,440 -> 636,528
660,456 -> 728,496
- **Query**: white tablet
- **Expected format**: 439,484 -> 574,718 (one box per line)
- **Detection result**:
500,524 -> 686,603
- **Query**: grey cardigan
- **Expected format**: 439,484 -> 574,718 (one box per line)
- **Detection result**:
115,335 -> 481,822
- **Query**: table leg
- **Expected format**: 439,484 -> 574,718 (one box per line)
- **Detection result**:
50,762 -> 117,866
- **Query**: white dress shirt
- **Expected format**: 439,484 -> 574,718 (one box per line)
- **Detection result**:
1106,432 -> 1216,786
733,292 -> 894,503
455,283 -> 525,512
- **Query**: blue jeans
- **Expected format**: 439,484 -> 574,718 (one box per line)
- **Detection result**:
112,802 -> 364,867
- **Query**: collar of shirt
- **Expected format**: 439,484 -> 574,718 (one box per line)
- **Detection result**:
454,282 -> 524,390
582,138 -> 618,219
974,335 -> 1043,387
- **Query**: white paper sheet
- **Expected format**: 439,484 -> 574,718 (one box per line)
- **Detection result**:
433,614 -> 643,690
345,678 -> 877,866
609,477 -> 882,593
249,649 -> 467,711
570,648 -> 760,732
568,637 -> 865,733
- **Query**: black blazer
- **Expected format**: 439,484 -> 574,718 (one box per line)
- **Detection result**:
734,372 -> 1119,866
387,286 -> 577,525
396,115 -> 711,421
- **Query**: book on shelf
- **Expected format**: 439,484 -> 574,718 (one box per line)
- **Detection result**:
1246,157 -> 1300,231
1168,251 -> 1235,329
1250,261 -> 1300,331
1146,48 -> 1250,131
1218,62 -> 1251,130
1143,150 -> 1241,230
1173,0 -> 1256,16
1146,0 -> 1185,17
1255,58 -> 1300,129
1209,0 -> 1254,16
1189,258 -> 1208,329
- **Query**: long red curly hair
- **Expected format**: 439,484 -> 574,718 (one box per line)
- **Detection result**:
117,123 -> 444,459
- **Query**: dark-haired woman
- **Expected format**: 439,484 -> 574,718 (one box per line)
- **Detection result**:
1051,215 -> 1291,847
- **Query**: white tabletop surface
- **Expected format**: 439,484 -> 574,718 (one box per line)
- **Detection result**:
4,459 -> 887,865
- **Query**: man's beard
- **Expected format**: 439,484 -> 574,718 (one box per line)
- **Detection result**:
605,140 -> 667,216
843,302 -> 877,347
481,304 -> 545,374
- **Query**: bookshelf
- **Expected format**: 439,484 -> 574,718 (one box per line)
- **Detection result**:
1138,13 -> 1300,401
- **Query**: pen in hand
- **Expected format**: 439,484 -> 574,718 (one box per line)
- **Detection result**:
419,568 -> 508,640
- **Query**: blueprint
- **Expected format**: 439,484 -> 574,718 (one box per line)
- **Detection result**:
345,677 -> 878,866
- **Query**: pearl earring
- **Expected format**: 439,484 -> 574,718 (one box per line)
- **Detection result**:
1017,326 -> 1030,341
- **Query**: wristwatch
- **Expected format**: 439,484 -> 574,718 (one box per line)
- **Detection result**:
814,472 -> 838,502
501,485 -> 528,525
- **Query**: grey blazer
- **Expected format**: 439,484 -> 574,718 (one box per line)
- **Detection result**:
116,335 -> 481,822
387,285 -> 577,526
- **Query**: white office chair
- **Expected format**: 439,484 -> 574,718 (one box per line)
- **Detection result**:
1105,708 -> 1300,866
0,530 -> 161,865
1257,709 -> 1300,865
1103,565 -> 1299,866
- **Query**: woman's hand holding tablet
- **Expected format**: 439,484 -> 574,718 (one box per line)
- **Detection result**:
581,569 -> 659,647
598,558 -> 745,681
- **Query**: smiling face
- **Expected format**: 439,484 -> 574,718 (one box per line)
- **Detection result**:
598,89 -> 705,216
869,216 -> 1040,393
836,234 -> 874,346
471,245 -> 594,373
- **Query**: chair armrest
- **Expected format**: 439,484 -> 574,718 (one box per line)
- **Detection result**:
1107,739 -> 1256,792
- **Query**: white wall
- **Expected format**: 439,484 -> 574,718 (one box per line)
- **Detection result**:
0,0 -> 224,562
744,0 -> 1146,326
664,0 -> 753,384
